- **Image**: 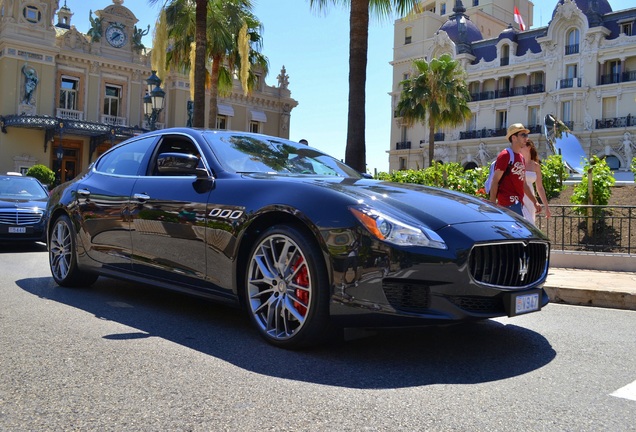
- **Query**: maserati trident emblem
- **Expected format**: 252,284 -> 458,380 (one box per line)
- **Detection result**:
518,251 -> 529,282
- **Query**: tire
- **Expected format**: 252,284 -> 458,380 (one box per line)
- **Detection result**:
49,215 -> 98,287
245,225 -> 333,349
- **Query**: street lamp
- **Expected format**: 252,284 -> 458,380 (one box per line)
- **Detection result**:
143,70 -> 165,130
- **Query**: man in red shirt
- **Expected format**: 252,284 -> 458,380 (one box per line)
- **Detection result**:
489,123 -> 541,217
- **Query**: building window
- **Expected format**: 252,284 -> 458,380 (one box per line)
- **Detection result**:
468,113 -> 477,131
473,0 -> 479,6
250,121 -> 260,133
104,85 -> 121,117
23,6 -> 41,23
399,157 -> 406,170
500,45 -> 510,66
620,22 -> 632,36
404,27 -> 412,45
60,77 -> 78,110
216,115 -> 227,130
561,101 -> 572,124
528,106 -> 539,129
565,29 -> 579,55
440,3 -> 446,15
496,110 -> 507,131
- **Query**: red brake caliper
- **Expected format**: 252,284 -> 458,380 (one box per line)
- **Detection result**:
292,256 -> 309,316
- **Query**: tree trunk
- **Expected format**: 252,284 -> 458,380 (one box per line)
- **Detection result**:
344,0 -> 369,173
208,56 -> 221,128
428,118 -> 436,167
193,0 -> 207,128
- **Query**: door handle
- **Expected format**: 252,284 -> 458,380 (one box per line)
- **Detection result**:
133,193 -> 150,203
76,189 -> 91,197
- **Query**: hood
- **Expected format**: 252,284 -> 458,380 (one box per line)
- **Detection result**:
249,174 -> 528,232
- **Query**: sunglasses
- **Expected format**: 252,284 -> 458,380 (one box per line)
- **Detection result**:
516,133 -> 528,138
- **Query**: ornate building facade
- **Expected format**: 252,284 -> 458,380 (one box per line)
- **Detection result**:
389,0 -> 636,174
0,0 -> 298,183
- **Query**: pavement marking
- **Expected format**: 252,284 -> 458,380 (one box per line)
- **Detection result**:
610,379 -> 636,401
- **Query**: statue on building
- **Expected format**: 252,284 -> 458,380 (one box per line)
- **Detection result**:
476,142 -> 491,166
277,65 -> 289,89
22,65 -> 38,105
132,25 -> 150,53
618,132 -> 635,167
87,10 -> 102,42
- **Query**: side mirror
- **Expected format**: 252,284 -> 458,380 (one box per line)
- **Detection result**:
157,152 -> 209,178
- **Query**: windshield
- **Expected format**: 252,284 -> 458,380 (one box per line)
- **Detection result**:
203,133 -> 362,178
0,177 -> 48,200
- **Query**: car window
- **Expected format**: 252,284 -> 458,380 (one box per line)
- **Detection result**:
204,133 -> 360,177
95,137 -> 156,176
0,177 -> 48,199
149,135 -> 204,176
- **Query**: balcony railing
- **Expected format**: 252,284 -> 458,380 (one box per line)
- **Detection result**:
595,115 -> 636,129
459,128 -> 507,140
396,141 -> 411,150
598,70 -> 636,85
434,132 -> 445,142
559,78 -> 581,89
500,57 -> 509,66
565,44 -> 579,55
101,115 -> 128,126
470,84 -> 544,101
536,205 -> 635,255
56,108 -> 84,120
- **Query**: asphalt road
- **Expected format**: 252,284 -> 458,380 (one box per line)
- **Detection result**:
1,245 -> 635,431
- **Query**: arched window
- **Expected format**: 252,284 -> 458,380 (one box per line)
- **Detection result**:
565,29 -> 579,55
501,45 -> 510,66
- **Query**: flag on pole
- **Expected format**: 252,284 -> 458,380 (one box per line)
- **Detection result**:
514,6 -> 526,31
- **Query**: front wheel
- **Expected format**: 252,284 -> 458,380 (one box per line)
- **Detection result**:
245,225 -> 333,349
49,215 -> 98,287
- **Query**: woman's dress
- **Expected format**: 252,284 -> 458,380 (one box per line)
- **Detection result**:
522,170 -> 538,224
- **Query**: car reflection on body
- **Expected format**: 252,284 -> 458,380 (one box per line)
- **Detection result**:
0,174 -> 49,242
45,128 -> 550,348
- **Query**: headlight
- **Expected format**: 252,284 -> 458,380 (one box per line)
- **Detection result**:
349,207 -> 447,249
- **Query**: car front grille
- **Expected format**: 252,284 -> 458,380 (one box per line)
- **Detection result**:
0,208 -> 44,225
383,281 -> 431,313
469,241 -> 549,288
446,295 -> 504,314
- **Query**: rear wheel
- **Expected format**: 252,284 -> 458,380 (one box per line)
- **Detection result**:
49,215 -> 98,287
245,225 -> 333,349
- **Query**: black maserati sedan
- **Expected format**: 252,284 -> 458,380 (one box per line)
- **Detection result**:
46,128 -> 550,348
0,174 -> 49,242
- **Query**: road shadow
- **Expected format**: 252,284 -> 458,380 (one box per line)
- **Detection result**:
0,242 -> 47,253
17,275 -> 556,389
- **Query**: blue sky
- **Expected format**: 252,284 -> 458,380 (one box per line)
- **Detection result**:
66,0 -> 631,173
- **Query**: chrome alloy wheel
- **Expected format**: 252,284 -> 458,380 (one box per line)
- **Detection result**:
247,233 -> 312,341
49,218 -> 73,282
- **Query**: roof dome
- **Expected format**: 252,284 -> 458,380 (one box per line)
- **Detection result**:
498,24 -> 518,42
552,0 -> 613,18
438,13 -> 483,45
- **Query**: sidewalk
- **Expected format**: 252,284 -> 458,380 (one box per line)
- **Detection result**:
544,267 -> 636,311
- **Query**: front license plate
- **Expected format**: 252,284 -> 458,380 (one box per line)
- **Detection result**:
8,227 -> 27,234
514,293 -> 539,315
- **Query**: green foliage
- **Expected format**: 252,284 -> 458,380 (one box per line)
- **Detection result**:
396,54 -> 472,167
26,164 -> 55,186
631,157 -> 636,176
375,162 -> 490,198
570,156 -> 615,215
540,154 -> 568,199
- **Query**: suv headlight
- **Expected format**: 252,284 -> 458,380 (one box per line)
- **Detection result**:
350,207 -> 446,249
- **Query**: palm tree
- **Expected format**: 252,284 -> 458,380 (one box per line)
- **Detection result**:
309,0 -> 419,173
396,54 -> 472,167
148,0 -> 207,128
155,0 -> 264,128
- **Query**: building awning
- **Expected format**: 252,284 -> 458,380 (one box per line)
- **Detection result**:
250,110 -> 267,123
218,104 -> 234,116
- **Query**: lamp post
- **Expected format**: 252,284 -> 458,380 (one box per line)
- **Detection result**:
143,70 -> 165,131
